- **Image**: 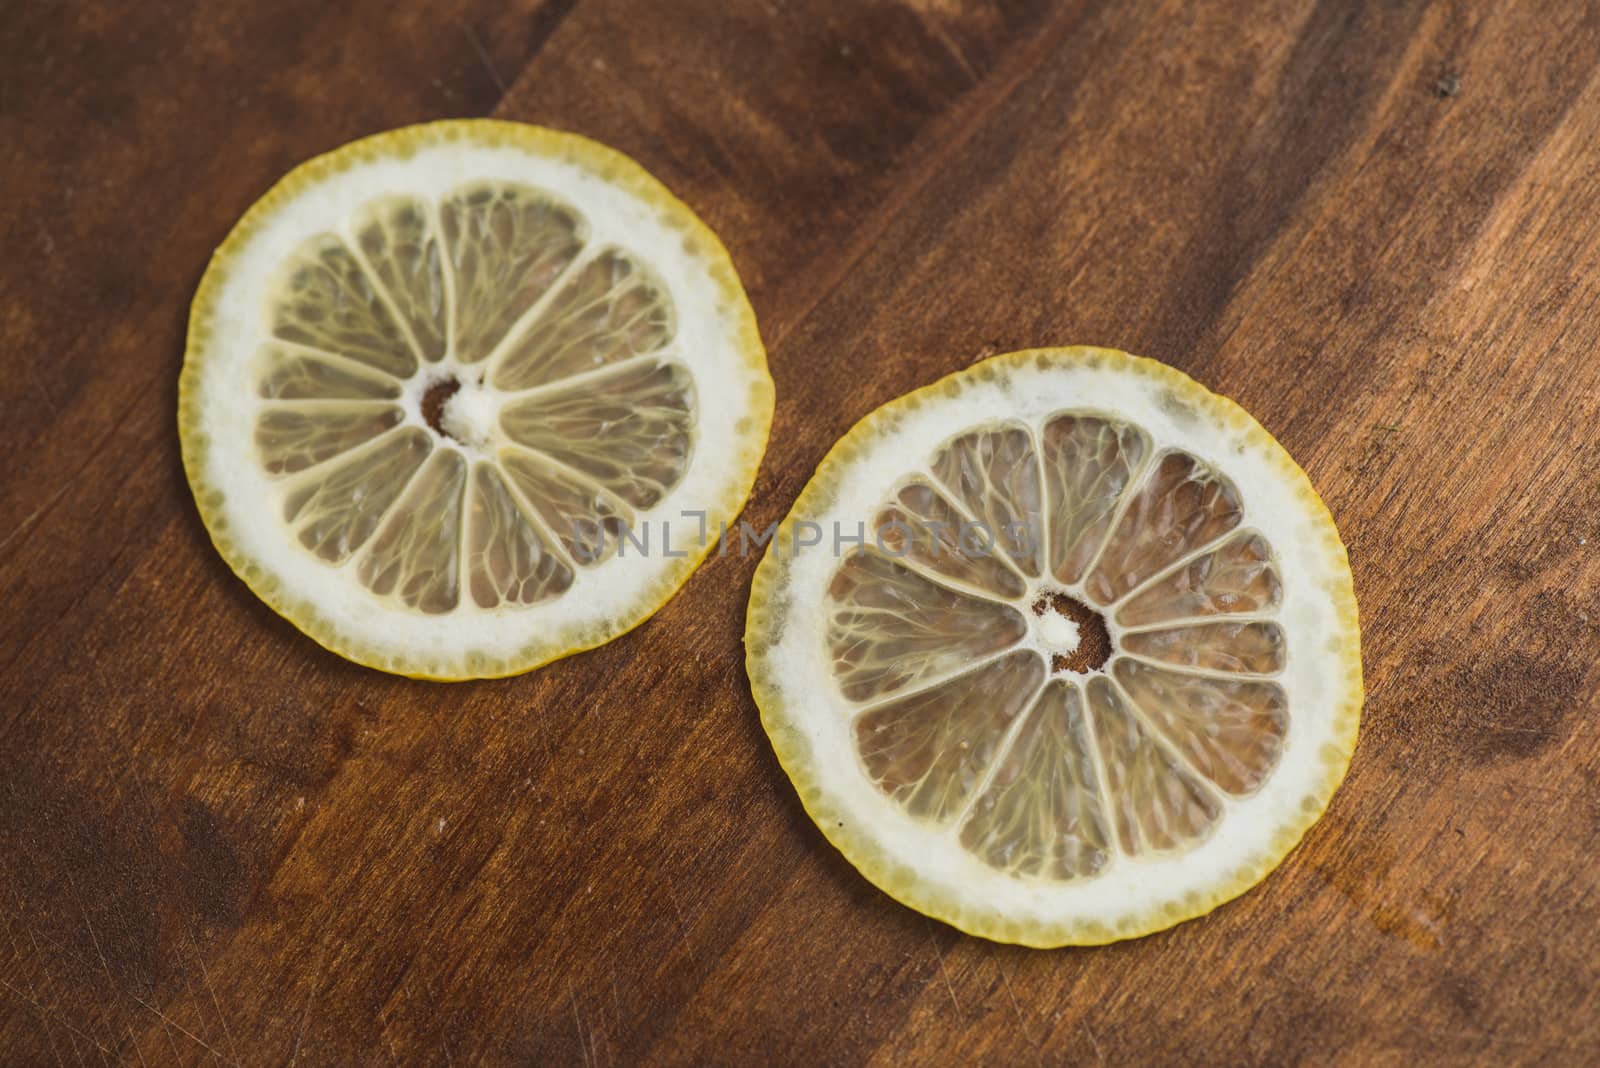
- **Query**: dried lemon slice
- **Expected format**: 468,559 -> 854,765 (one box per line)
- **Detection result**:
746,348 -> 1360,946
181,121 -> 772,678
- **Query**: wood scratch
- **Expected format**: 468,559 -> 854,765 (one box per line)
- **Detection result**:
922,918 -> 961,1017
60,1017 -> 89,1067
124,990 -> 232,1064
379,1019 -> 401,1066
65,871 -> 136,1063
0,480 -> 73,561
1,976 -> 114,1064
1082,1020 -> 1107,1067
424,973 -> 456,1067
170,937 -> 222,1065
400,979 -> 455,1067
0,365 -> 154,569
999,967 -> 1025,1028
289,946 -> 327,1066
663,881 -> 698,969
570,984 -> 593,1068
608,966 -> 621,1040
925,18 -> 981,84
8,890 -> 88,1068
1,910 -> 67,1068
23,361 -> 59,418
999,967 -> 1039,1062
125,1024 -> 151,1068
460,21 -> 508,95
0,377 -> 160,681
188,928 -> 241,1067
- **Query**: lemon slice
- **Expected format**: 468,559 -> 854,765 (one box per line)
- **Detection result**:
746,348 -> 1360,946
181,121 -> 772,679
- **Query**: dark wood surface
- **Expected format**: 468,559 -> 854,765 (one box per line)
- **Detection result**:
4,1 -> 1600,1063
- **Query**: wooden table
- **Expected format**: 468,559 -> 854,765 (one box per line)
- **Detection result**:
4,1 -> 1599,1063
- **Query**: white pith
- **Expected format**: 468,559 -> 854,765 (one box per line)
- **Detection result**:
1033,608 -> 1081,652
189,137 -> 767,666
755,356 -> 1357,934
435,377 -> 499,451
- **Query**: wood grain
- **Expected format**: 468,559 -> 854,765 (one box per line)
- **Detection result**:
3,0 -> 1599,1063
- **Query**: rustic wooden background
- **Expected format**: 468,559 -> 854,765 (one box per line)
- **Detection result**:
4,0 -> 1599,1063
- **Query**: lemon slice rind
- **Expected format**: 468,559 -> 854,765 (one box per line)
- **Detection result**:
746,347 -> 1360,947
181,121 -> 772,679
